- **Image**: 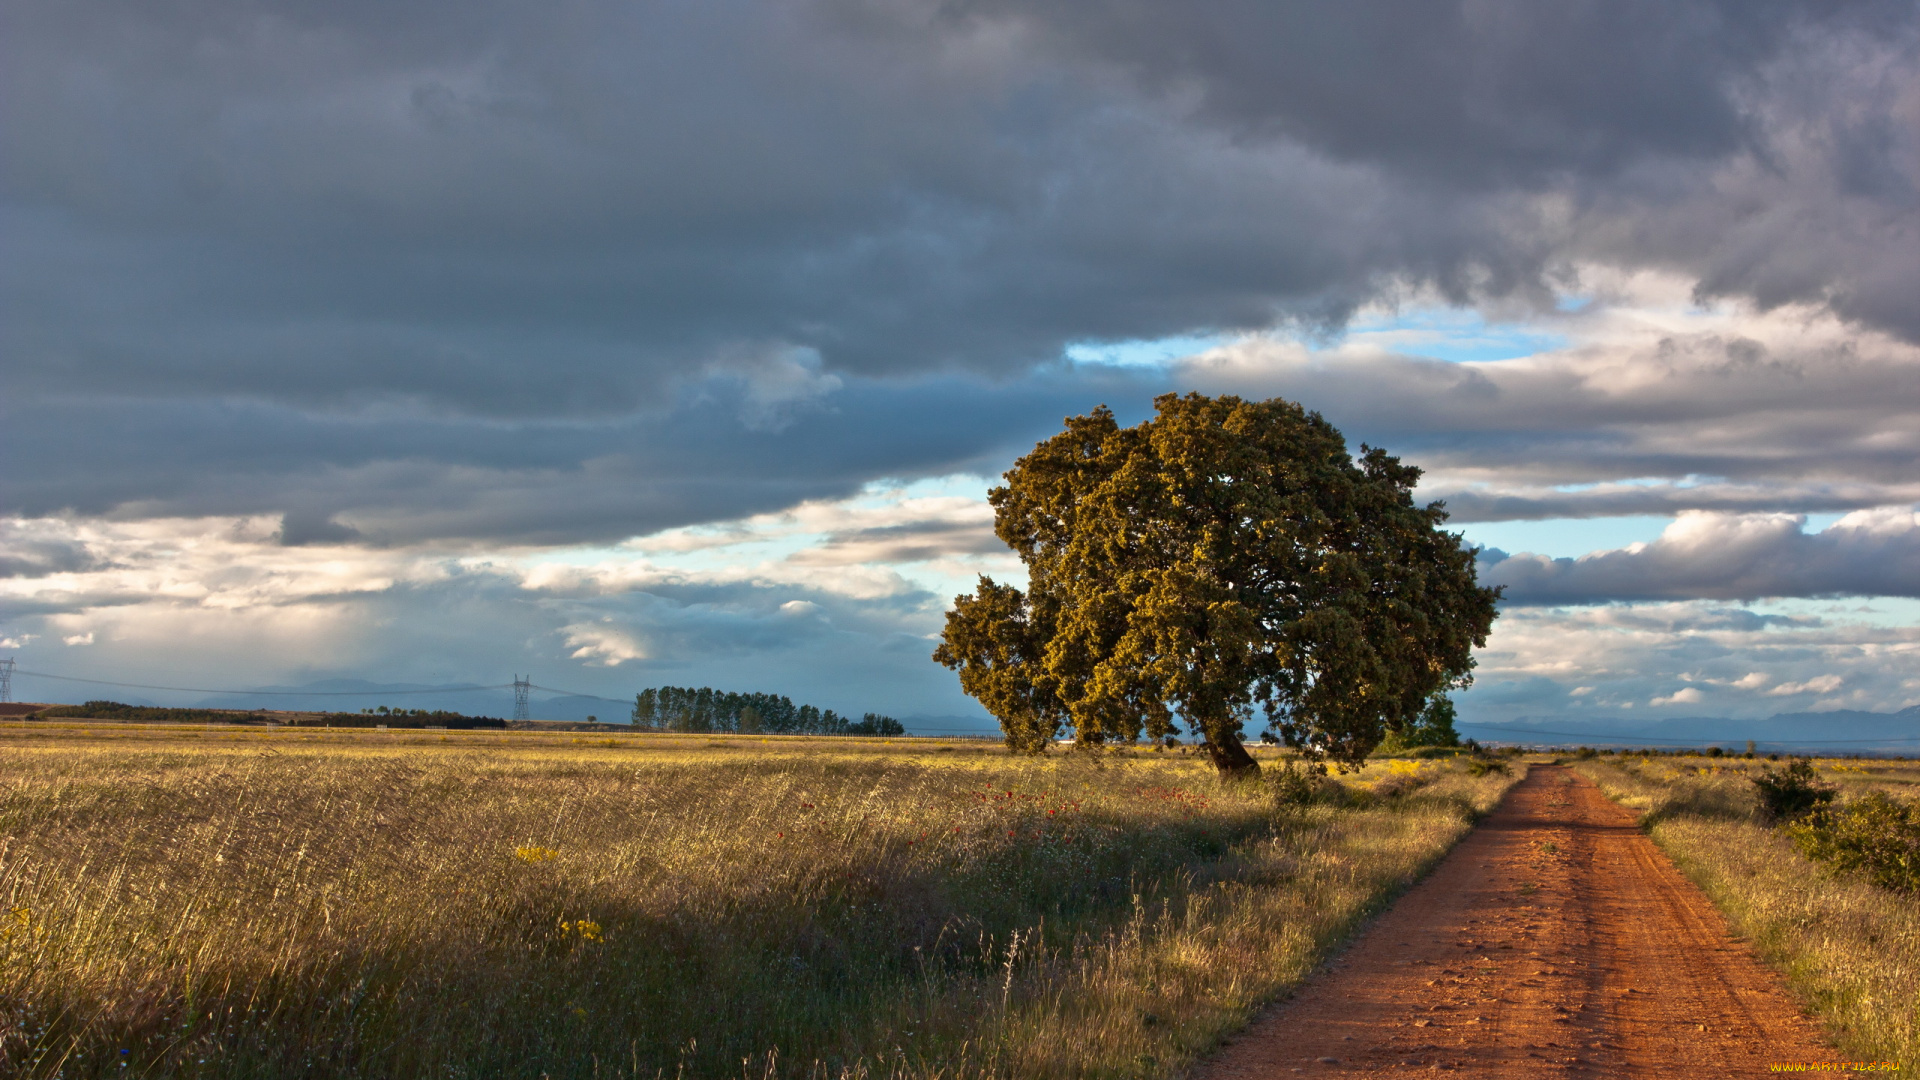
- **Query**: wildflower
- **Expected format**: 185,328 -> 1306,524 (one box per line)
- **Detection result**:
559,918 -> 603,942
514,846 -> 560,864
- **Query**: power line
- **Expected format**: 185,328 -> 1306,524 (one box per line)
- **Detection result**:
525,683 -> 634,706
512,674 -> 531,722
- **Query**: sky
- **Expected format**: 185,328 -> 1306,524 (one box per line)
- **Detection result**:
4,0 -> 1920,730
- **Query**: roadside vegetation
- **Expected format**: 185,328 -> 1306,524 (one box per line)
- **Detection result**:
0,727 -> 1517,1079
1571,752 -> 1920,1067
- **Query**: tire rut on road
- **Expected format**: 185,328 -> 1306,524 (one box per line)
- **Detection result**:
1195,765 -> 1830,1076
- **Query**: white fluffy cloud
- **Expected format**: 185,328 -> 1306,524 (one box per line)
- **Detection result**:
1181,283 -> 1920,521
0,481 -> 1015,717
1463,599 -> 1920,721
1482,508 -> 1920,604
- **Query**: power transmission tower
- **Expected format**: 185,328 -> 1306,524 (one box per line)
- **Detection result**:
512,674 -> 531,722
0,658 -> 12,704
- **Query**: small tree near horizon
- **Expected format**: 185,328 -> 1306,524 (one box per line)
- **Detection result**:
934,393 -> 1500,776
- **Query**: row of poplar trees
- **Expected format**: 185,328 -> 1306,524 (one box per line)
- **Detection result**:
630,686 -> 904,736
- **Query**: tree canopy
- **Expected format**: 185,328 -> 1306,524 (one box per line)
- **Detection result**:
934,392 -> 1499,774
630,686 -> 902,736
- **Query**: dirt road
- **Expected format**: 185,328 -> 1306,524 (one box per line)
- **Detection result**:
1200,765 -> 1831,1076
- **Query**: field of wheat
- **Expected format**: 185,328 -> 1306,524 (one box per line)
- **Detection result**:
0,725 -> 1516,1079
1573,753 -> 1920,1069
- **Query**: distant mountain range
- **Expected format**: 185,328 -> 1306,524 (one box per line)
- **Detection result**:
1460,707 -> 1920,754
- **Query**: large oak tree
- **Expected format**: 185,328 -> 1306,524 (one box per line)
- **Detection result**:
934,393 -> 1499,775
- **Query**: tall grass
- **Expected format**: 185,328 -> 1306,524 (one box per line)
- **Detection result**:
0,731 -> 1516,1079
1575,755 -> 1920,1069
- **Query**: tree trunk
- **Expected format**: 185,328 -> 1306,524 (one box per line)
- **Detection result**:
1201,729 -> 1262,778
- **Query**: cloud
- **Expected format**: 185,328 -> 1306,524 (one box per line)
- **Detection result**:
1482,507 -> 1920,604
4,0 -> 1919,724
1,0 -> 1915,553
5,0 -> 1914,422
702,344 -> 845,432
0,499 -> 985,716
1181,292 -> 1920,522
1459,599 -> 1920,721
0,372 -> 1147,547
956,0 -> 1920,338
949,0 -> 1908,181
561,621 -> 649,667
1650,687 -> 1705,706
1769,674 -> 1844,696
0,520 -> 108,578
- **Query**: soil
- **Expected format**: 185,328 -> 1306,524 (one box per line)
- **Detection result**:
1198,765 -> 1832,1076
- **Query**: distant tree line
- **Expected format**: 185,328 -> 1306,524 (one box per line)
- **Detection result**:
631,687 -> 904,736
35,701 -> 276,724
25,701 -> 508,729
293,708 -> 508,730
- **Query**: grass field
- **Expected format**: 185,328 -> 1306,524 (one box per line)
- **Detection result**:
0,725 -> 1518,1079
1573,753 -> 1920,1069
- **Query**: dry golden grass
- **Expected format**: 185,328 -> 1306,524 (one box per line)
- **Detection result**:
0,726 -> 1517,1079
1574,754 -> 1920,1069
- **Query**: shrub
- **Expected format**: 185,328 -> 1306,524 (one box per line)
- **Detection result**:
1751,757 -> 1837,821
1465,757 -> 1510,777
1786,792 -> 1920,894
1370,761 -> 1434,800
1266,759 -> 1326,807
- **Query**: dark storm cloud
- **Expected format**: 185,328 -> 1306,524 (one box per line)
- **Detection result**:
944,0 -> 1920,336
0,369 -> 1163,545
2,0 -> 1486,417
0,526 -> 104,579
940,0 -> 1878,183
2,0 -> 1917,542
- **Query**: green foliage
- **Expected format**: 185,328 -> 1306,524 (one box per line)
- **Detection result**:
1786,792 -> 1920,894
934,393 -> 1500,774
629,686 -> 898,736
1375,693 -> 1462,754
1751,757 -> 1838,821
845,712 -> 905,736
1464,756 -> 1511,777
1266,759 -> 1325,807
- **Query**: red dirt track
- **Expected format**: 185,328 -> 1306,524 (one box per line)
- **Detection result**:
1199,765 -> 1831,1076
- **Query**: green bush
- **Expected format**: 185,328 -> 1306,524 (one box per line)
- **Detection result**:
1266,759 -> 1332,807
1750,757 -> 1836,821
1787,792 -> 1920,894
1464,757 -> 1510,777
